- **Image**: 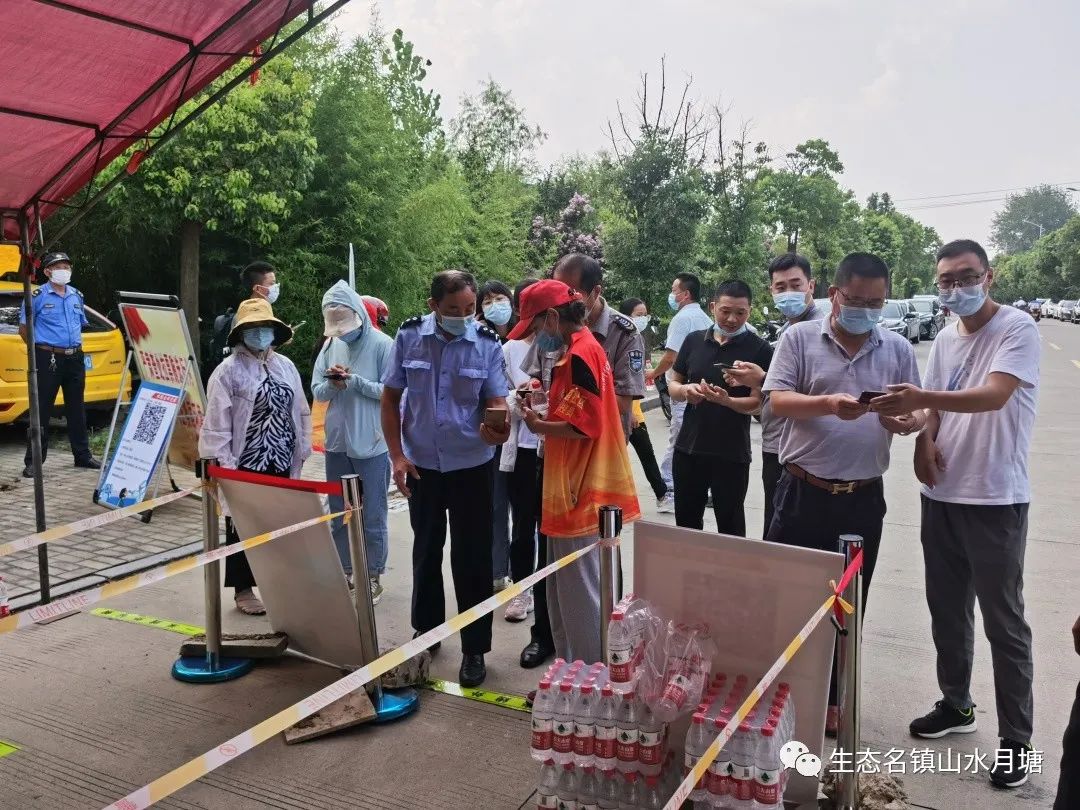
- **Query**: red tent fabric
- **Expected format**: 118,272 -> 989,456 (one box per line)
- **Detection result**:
0,0 -> 319,238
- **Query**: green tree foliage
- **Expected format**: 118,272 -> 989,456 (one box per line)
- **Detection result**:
990,185 -> 1077,255
864,191 -> 942,297
994,215 -> 1080,301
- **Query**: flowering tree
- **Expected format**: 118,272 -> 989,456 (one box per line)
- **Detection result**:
527,192 -> 604,272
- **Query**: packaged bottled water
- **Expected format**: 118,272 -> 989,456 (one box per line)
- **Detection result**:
557,763 -> 579,810
594,685 -> 619,771
683,712 -> 709,802
597,769 -> 621,810
537,759 -> 559,809
618,771 -> 641,810
578,765 -> 599,810
638,700 -> 664,777
615,691 -> 640,774
574,683 -> 598,767
531,678 -> 556,762
553,682 -> 576,765
728,721 -> 755,810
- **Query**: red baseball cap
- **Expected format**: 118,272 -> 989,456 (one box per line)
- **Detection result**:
506,279 -> 582,341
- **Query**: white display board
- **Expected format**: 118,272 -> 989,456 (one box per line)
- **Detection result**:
217,476 -> 366,668
631,521 -> 844,806
97,381 -> 183,508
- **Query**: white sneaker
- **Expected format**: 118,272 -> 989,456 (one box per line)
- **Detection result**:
504,590 -> 534,622
493,576 -> 512,593
657,493 -> 675,513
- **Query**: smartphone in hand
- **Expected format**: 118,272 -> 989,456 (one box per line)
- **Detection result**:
483,407 -> 508,430
858,390 -> 886,405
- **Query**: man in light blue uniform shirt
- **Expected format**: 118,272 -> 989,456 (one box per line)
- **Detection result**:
19,252 -> 100,476
381,269 -> 510,688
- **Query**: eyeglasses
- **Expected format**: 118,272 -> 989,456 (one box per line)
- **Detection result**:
836,289 -> 886,309
935,272 -> 986,292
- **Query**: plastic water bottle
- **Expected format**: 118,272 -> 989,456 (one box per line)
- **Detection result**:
574,684 -> 598,767
753,724 -> 782,809
594,685 -> 620,771
707,715 -> 732,807
618,771 -> 641,810
608,611 -> 634,687
557,763 -> 579,810
529,378 -> 549,415
729,722 -> 755,810
533,679 -> 556,762
638,701 -> 664,777
538,759 -> 560,809
598,769 -> 621,810
0,576 -> 8,618
642,774 -> 664,810
578,765 -> 599,810
683,712 -> 709,802
615,691 -> 640,773
553,682 -> 577,765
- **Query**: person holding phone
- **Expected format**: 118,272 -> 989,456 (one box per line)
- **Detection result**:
381,270 -> 511,688
762,252 -> 919,735
509,280 -> 641,666
312,280 -> 393,604
666,281 -> 773,536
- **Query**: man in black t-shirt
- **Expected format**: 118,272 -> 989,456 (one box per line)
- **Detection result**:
667,280 -> 773,536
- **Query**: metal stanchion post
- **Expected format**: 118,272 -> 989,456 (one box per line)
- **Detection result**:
836,534 -> 864,810
171,459 -> 252,683
341,474 -> 417,722
598,505 -> 623,664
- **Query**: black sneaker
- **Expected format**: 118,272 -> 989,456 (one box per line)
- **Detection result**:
909,700 -> 977,738
989,738 -> 1031,788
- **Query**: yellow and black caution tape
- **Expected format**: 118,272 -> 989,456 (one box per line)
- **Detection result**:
0,740 -> 19,759
101,540 -> 600,809
90,608 -> 204,638
0,487 -> 199,559
423,678 -> 531,714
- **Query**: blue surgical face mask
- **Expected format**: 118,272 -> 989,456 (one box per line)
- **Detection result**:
714,322 -> 747,339
439,313 -> 473,337
483,300 -> 513,326
939,284 -> 986,317
667,292 -> 679,312
535,328 -> 564,353
772,291 -> 810,319
836,305 -> 882,336
340,325 -> 363,344
631,315 -> 651,333
242,326 -> 275,352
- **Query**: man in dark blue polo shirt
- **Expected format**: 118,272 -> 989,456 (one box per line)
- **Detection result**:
19,252 -> 100,477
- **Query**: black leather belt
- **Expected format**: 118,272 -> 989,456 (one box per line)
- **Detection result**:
35,344 -> 81,355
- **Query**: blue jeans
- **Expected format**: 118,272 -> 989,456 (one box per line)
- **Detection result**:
325,451 -> 390,577
492,446 -> 512,580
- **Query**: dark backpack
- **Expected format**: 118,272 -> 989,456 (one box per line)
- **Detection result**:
205,307 -> 235,379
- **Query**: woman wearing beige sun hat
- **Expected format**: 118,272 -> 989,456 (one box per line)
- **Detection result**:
199,298 -> 311,615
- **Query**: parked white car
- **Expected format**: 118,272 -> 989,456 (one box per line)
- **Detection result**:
1045,300 -> 1059,318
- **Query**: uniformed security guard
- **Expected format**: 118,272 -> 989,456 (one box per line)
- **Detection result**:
552,253 -> 646,441
380,269 -> 511,688
19,252 -> 101,477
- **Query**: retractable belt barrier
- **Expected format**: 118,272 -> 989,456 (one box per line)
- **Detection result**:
0,510 -> 348,637
102,541 -> 600,810
662,551 -> 864,809
0,487 -> 200,559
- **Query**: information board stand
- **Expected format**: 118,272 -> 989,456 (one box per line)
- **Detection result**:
94,292 -> 207,521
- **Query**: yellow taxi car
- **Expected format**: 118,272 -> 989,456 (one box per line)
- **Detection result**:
0,278 -> 130,425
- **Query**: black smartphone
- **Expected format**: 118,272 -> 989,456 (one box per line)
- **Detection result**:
858,390 -> 886,404
714,362 -> 736,371
324,372 -> 346,381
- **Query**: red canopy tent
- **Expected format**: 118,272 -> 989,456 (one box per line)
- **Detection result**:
0,0 -> 351,604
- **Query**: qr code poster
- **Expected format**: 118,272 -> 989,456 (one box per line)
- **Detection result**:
98,381 -> 183,509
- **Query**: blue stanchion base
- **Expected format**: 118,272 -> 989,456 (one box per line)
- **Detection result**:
171,656 -> 254,683
374,688 -> 420,723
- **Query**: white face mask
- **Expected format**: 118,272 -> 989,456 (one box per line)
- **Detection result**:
49,268 -> 72,286
264,283 -> 280,304
631,315 -> 650,333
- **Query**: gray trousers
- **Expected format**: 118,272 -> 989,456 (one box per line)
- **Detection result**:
920,496 -> 1034,742
659,399 -> 685,493
547,534 -> 602,665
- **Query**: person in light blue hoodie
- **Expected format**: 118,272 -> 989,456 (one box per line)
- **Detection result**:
312,280 -> 394,604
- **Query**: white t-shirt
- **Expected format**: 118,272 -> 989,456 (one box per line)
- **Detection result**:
665,302 -> 714,354
503,338 -> 539,450
922,305 -> 1040,505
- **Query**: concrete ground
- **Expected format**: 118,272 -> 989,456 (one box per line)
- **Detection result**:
1,316 -> 1078,809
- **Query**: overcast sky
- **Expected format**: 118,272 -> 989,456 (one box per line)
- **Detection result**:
336,0 -> 1080,247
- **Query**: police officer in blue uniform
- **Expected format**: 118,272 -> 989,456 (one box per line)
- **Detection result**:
19,252 -> 101,477
381,270 -> 511,688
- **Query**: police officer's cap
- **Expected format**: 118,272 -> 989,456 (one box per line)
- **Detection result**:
40,252 -> 72,271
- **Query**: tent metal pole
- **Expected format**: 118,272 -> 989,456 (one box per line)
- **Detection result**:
19,213 -> 50,603
341,474 -> 382,704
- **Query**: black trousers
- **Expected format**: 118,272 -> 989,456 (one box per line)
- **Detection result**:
25,347 -> 90,466
629,422 -> 667,500
766,469 -> 886,706
672,450 -> 750,537
761,451 -> 782,540
222,465 -> 290,591
1056,681 -> 1080,810
408,461 -> 495,655
507,448 -> 540,584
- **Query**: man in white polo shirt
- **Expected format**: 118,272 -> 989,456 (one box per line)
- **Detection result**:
646,272 -> 714,512
872,239 -> 1039,790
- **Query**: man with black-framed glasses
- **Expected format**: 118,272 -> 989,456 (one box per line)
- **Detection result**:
872,238 -> 1039,790
762,251 -> 920,735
